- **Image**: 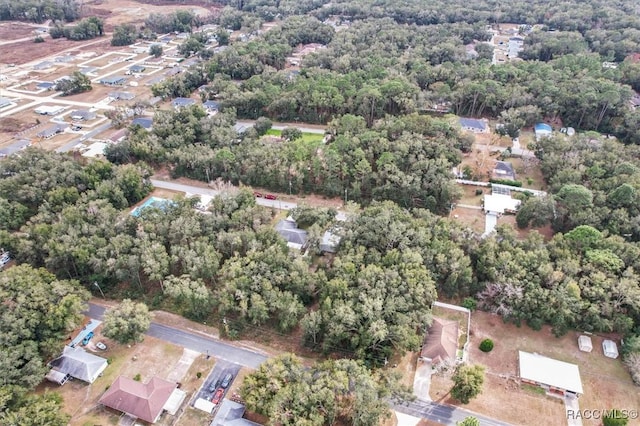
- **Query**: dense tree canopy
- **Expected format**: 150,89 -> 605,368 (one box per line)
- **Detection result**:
240,354 -> 392,426
0,0 -> 79,23
0,265 -> 89,389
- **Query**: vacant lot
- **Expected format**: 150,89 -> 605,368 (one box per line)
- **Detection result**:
450,205 -> 485,234
510,156 -> 546,190
0,37 -> 112,66
85,0 -> 217,28
0,22 -> 38,41
430,311 -> 639,426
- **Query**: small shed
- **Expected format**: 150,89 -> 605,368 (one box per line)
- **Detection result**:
578,335 -> 593,353
602,340 -> 619,359
320,230 -> 341,253
45,369 -> 70,385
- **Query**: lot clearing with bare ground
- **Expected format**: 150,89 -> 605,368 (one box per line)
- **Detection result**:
429,310 -> 639,426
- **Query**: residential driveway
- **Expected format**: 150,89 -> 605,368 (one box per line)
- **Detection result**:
166,348 -> 199,383
413,359 -> 432,401
196,360 -> 241,404
564,395 -> 583,426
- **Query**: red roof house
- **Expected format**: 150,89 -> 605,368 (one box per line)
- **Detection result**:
99,376 -> 178,423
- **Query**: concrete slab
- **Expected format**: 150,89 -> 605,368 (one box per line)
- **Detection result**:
413,359 -> 432,402
395,411 -> 422,426
166,348 -> 199,383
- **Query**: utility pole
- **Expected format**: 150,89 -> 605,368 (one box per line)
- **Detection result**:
93,281 -> 105,299
344,188 -> 348,204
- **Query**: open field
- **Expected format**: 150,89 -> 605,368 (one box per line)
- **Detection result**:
429,311 -> 639,426
0,37 -> 115,67
84,0 -> 217,29
450,205 -> 485,234
63,85 -> 120,103
0,21 -> 40,41
510,156 -> 546,190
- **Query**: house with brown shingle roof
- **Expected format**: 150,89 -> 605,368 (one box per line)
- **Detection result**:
99,376 -> 184,423
419,318 -> 459,364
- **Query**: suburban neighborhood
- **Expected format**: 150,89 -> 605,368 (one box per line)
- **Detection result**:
1,0 -> 640,426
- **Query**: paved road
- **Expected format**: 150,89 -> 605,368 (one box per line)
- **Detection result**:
151,179 -> 298,210
86,303 -> 268,369
87,304 -> 507,425
394,400 -> 511,426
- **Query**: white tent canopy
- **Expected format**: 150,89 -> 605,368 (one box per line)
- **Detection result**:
602,340 -> 619,359
578,335 -> 593,353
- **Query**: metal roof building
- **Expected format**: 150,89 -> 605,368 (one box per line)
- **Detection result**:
518,351 -> 584,396
100,75 -> 127,86
171,97 -> 196,108
49,346 -> 108,383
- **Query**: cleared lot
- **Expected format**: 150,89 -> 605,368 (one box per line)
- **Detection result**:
429,311 -> 638,426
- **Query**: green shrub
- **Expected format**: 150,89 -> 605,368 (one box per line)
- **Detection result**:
133,373 -> 141,381
196,372 -> 202,379
490,179 -> 523,187
479,338 -> 494,352
34,36 -> 45,43
474,189 -> 483,196
462,297 -> 477,311
603,409 -> 629,426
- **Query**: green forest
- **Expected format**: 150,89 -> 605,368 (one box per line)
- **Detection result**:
3,0 -> 640,424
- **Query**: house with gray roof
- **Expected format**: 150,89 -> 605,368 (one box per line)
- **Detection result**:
70,110 -> 97,121
36,81 -> 56,90
172,97 -> 196,108
212,399 -> 261,426
492,160 -> 516,181
0,97 -> 12,109
132,117 -> 153,129
79,66 -> 98,75
459,117 -> 488,133
275,218 -> 308,250
129,64 -> 146,73
37,124 -> 67,139
203,100 -> 220,112
109,91 -> 135,101
33,61 -> 54,70
48,346 -> 108,383
100,75 -> 127,86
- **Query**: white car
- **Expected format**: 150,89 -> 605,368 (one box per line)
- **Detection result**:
96,342 -> 107,350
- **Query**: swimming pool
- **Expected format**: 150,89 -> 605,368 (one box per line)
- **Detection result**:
130,197 -> 173,217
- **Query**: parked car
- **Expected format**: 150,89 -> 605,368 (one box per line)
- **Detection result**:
211,387 -> 224,404
264,194 -> 277,200
208,378 -> 220,393
253,191 -> 263,198
96,341 -> 107,350
220,373 -> 233,388
81,331 -> 94,346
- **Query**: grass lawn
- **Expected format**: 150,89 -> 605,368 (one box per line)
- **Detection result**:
429,311 -> 639,426
265,128 -> 324,143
